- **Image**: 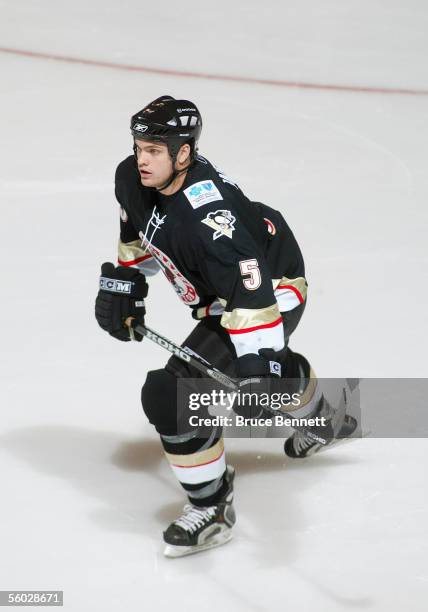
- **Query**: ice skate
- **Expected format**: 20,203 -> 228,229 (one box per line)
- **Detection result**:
163,465 -> 236,558
284,392 -> 358,458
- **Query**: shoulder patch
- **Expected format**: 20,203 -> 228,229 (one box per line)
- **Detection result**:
201,209 -> 236,240
184,180 -> 223,209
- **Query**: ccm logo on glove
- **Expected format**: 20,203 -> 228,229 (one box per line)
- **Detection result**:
95,262 -> 148,342
99,277 -> 133,294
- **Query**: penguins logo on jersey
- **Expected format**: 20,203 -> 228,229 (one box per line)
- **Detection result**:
202,210 -> 236,240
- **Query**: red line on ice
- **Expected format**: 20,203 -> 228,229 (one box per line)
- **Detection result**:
1,46 -> 428,96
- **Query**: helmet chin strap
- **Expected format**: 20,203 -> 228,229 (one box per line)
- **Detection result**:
156,155 -> 195,192
156,165 -> 185,192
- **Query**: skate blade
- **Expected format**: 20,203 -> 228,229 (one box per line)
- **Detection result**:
314,428 -> 371,455
164,530 -> 233,559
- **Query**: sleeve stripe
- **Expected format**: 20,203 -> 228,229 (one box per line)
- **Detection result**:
276,284 -> 304,304
118,254 -> 153,266
226,316 -> 283,335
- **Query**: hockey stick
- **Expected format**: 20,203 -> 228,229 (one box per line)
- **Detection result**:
131,321 -> 331,446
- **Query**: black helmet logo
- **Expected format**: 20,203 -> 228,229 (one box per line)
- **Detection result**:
133,123 -> 149,133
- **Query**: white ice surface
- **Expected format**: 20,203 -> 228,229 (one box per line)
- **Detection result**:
0,1 -> 427,610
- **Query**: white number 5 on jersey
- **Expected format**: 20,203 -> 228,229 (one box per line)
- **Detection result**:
239,259 -> 261,290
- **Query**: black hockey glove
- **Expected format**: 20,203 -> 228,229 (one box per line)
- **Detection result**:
233,349 -> 283,419
95,262 -> 148,342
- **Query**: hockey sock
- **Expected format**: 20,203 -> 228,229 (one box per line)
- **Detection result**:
183,473 -> 229,508
160,426 -> 226,507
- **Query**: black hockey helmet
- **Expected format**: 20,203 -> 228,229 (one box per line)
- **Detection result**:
130,95 -> 202,163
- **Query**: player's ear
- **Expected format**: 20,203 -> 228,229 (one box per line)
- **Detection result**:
177,143 -> 191,166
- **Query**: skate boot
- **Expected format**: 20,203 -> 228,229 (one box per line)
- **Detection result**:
284,395 -> 357,458
163,465 -> 236,558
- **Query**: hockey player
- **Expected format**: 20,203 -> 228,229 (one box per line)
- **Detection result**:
95,96 -> 337,557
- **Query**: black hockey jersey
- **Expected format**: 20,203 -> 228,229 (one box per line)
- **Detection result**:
114,154 -> 307,357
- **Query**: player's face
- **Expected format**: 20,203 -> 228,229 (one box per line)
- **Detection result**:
134,139 -> 173,188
